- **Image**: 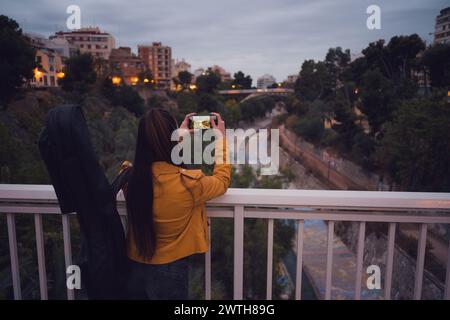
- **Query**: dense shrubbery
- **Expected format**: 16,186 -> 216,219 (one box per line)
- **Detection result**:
61,54 -> 97,93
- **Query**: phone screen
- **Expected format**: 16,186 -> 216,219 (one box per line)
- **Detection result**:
189,115 -> 216,129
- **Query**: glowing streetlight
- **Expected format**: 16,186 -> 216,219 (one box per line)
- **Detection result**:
111,76 -> 121,85
56,72 -> 65,79
143,78 -> 150,83
189,84 -> 197,91
130,76 -> 139,85
34,68 -> 43,79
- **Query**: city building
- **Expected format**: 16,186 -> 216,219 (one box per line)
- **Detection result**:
172,58 -> 191,78
138,42 -> 172,89
109,47 -> 146,86
26,33 -> 78,58
210,65 -> 232,83
434,7 -> 450,44
285,74 -> 299,84
257,74 -> 276,89
51,27 -> 116,60
26,33 -> 65,88
30,48 -> 64,88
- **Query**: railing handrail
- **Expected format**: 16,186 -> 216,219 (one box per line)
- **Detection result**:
1,183 -> 450,300
1,184 -> 450,211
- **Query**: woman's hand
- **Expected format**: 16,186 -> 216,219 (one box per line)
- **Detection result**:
210,112 -> 225,137
180,112 -> 196,130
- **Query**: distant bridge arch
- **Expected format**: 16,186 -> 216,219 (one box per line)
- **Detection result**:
217,88 -> 294,102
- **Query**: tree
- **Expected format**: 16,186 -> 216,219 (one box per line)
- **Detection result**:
61,53 -> 97,92
223,99 -> 241,127
195,68 -> 221,93
359,69 -> 396,134
324,47 -> 350,88
378,97 -> 450,191
177,71 -> 193,90
232,71 -> 252,89
0,15 -> 36,105
385,34 -> 425,81
332,96 -> 362,152
362,35 -> 425,82
294,60 -> 333,101
421,43 -> 450,88
293,115 -> 324,143
103,84 -> 144,117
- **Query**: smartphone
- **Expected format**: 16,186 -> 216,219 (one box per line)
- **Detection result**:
189,115 -> 216,129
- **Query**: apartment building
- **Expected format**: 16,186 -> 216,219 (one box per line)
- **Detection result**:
172,58 -> 191,78
138,42 -> 172,89
434,7 -> 450,44
257,74 -> 276,89
29,48 -> 64,88
26,33 -> 64,88
51,27 -> 115,60
210,65 -> 232,83
109,47 -> 146,85
26,32 -> 78,58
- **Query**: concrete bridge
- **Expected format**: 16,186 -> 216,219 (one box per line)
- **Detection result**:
218,88 -> 294,102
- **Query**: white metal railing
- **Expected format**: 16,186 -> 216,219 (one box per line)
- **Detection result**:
1,184 -> 450,300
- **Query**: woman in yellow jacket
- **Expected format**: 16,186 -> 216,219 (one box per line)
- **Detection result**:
124,108 -> 231,299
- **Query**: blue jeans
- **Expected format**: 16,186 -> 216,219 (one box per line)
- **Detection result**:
126,256 -> 189,300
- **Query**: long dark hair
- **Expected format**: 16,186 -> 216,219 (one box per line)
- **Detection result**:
125,108 -> 178,259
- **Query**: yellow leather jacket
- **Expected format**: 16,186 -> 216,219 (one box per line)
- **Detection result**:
126,138 -> 231,264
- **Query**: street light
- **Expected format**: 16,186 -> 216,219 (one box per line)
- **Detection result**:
111,76 -> 121,85
130,76 -> 139,85
34,68 -> 43,79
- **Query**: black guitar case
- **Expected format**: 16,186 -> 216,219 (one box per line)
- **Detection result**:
38,104 -> 127,299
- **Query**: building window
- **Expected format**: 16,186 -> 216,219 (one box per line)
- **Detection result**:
50,76 -> 55,86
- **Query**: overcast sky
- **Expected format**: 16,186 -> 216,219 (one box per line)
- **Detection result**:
1,0 -> 447,81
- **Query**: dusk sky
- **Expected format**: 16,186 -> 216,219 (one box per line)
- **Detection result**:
1,0 -> 447,81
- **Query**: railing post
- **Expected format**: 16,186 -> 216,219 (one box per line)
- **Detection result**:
354,221 -> 366,300
34,213 -> 48,300
325,220 -> 334,300
205,217 -> 212,300
62,214 -> 74,300
295,220 -> 304,300
233,205 -> 244,300
266,218 -> 274,300
7,213 -> 21,300
384,222 -> 396,300
414,224 -> 427,300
